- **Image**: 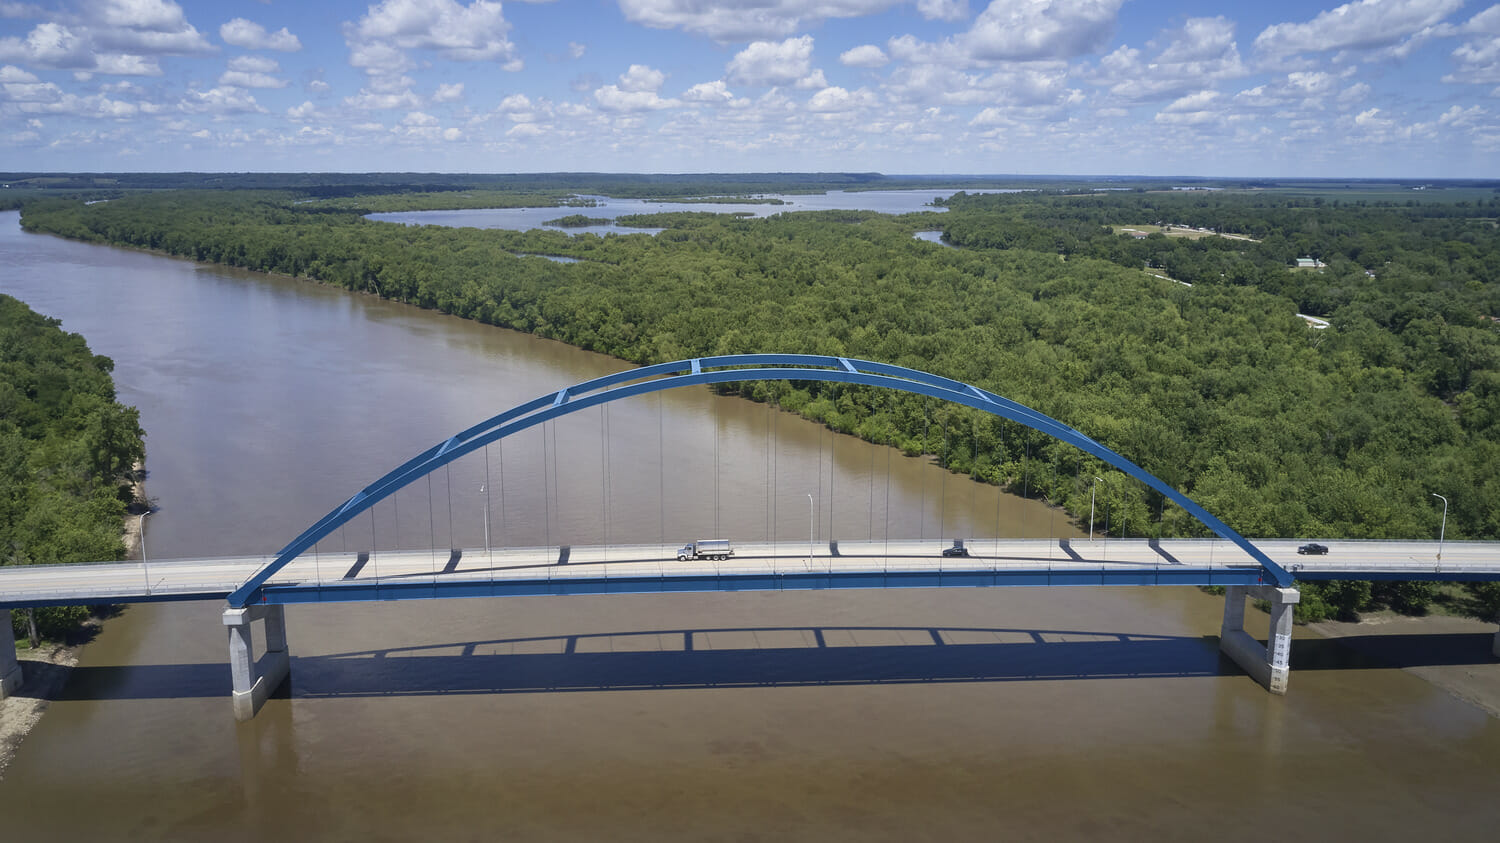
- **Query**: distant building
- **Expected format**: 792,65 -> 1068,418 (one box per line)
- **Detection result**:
1295,257 -> 1326,269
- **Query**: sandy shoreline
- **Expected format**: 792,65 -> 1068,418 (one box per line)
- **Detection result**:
0,639 -> 84,780
1308,613 -> 1500,719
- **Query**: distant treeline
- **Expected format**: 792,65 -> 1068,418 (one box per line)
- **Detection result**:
2,295 -> 144,640
18,186 -> 1500,621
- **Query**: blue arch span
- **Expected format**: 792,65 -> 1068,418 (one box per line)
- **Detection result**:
228,354 -> 1291,606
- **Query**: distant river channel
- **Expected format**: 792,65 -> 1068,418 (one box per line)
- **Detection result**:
367,188 -> 996,236
2,210 -> 1499,840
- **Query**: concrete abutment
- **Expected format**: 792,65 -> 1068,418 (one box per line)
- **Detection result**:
224,604 -> 290,721
1219,584 -> 1299,695
1,609 -> 21,698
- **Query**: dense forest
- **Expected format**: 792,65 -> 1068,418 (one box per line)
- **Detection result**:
15,181 -> 1500,620
1,295 -> 145,641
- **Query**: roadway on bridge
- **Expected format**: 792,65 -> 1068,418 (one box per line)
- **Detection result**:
1,538 -> 1488,608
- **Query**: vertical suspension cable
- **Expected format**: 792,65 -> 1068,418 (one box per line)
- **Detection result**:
772,391 -> 779,554
546,420 -> 558,552
601,404 -> 608,553
996,421 -> 1003,555
428,473 -> 437,576
657,392 -> 665,550
867,422 -> 875,541
883,398 -> 892,571
829,424 -> 835,545
498,438 -> 507,550
816,425 -> 823,545
552,420 -> 560,549
970,427 -> 978,541
445,464 -> 454,551
919,399 -> 929,540
484,442 -> 494,574
370,508 -> 379,582
997,421 -> 1005,545
1023,436 -> 1032,538
939,421 -> 948,543
765,395 -> 772,543
714,390 -> 720,537
1049,453 -> 1058,550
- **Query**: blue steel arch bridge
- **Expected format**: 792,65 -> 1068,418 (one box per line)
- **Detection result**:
3,354 -> 1498,718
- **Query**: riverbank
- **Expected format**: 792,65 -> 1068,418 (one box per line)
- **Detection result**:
1309,614 -> 1500,719
0,637 -> 84,780
0,464 -> 145,780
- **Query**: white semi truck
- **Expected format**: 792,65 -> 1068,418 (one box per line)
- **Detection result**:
676,539 -> 733,561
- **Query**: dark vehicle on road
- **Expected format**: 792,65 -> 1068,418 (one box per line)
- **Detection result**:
942,546 -> 969,558
1297,543 -> 1329,555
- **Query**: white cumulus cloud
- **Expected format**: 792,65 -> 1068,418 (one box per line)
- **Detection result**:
1254,0 -> 1465,57
0,1 -> 214,76
618,63 -> 665,92
681,79 -> 735,104
617,0 -> 901,43
594,84 -> 678,111
727,35 -> 822,87
916,0 -> 968,21
220,18 -> 302,52
1093,16 -> 1246,104
0,62 -> 62,102
840,44 -> 888,68
348,0 -> 518,63
806,85 -> 874,112
961,0 -> 1124,62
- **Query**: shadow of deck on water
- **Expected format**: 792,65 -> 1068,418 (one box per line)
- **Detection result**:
40,624 -> 1498,703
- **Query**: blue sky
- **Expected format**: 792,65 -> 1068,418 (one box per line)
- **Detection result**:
2,0 -> 1497,176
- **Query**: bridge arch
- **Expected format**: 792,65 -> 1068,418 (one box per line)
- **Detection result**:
228,354 -> 1290,606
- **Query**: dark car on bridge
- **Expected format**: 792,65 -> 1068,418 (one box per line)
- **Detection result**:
942,546 -> 969,557
1297,543 -> 1329,555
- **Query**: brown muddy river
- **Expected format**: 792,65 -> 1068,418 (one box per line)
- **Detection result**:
2,211 -> 1498,840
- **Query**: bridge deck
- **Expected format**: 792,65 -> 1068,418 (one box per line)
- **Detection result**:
2,539 -> 1496,609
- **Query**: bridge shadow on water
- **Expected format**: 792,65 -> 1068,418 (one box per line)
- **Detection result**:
47,625 -> 1499,703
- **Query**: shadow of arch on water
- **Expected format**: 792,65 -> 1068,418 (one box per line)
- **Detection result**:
47,626 -> 1499,703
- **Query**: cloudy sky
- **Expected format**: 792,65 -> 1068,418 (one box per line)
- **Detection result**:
2,0 -> 1497,176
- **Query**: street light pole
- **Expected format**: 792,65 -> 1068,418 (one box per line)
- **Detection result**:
139,509 -> 152,592
1090,477 -> 1102,541
480,484 -> 491,553
808,493 -> 815,562
1431,493 -> 1447,561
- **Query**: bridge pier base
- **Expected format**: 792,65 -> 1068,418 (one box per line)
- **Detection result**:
224,605 -> 289,722
1219,585 -> 1300,695
1,609 -> 21,699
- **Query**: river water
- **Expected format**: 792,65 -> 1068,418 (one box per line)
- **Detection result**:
366,188 -> 1000,237
2,211 -> 1499,840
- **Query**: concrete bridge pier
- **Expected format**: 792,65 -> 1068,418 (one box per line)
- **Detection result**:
224,605 -> 290,721
1219,585 -> 1300,694
1,609 -> 22,698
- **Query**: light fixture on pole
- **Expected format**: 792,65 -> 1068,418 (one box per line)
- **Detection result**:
1090,477 -> 1103,541
480,484 -> 491,553
807,493 -> 815,562
1431,493 -> 1447,561
139,509 -> 152,592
